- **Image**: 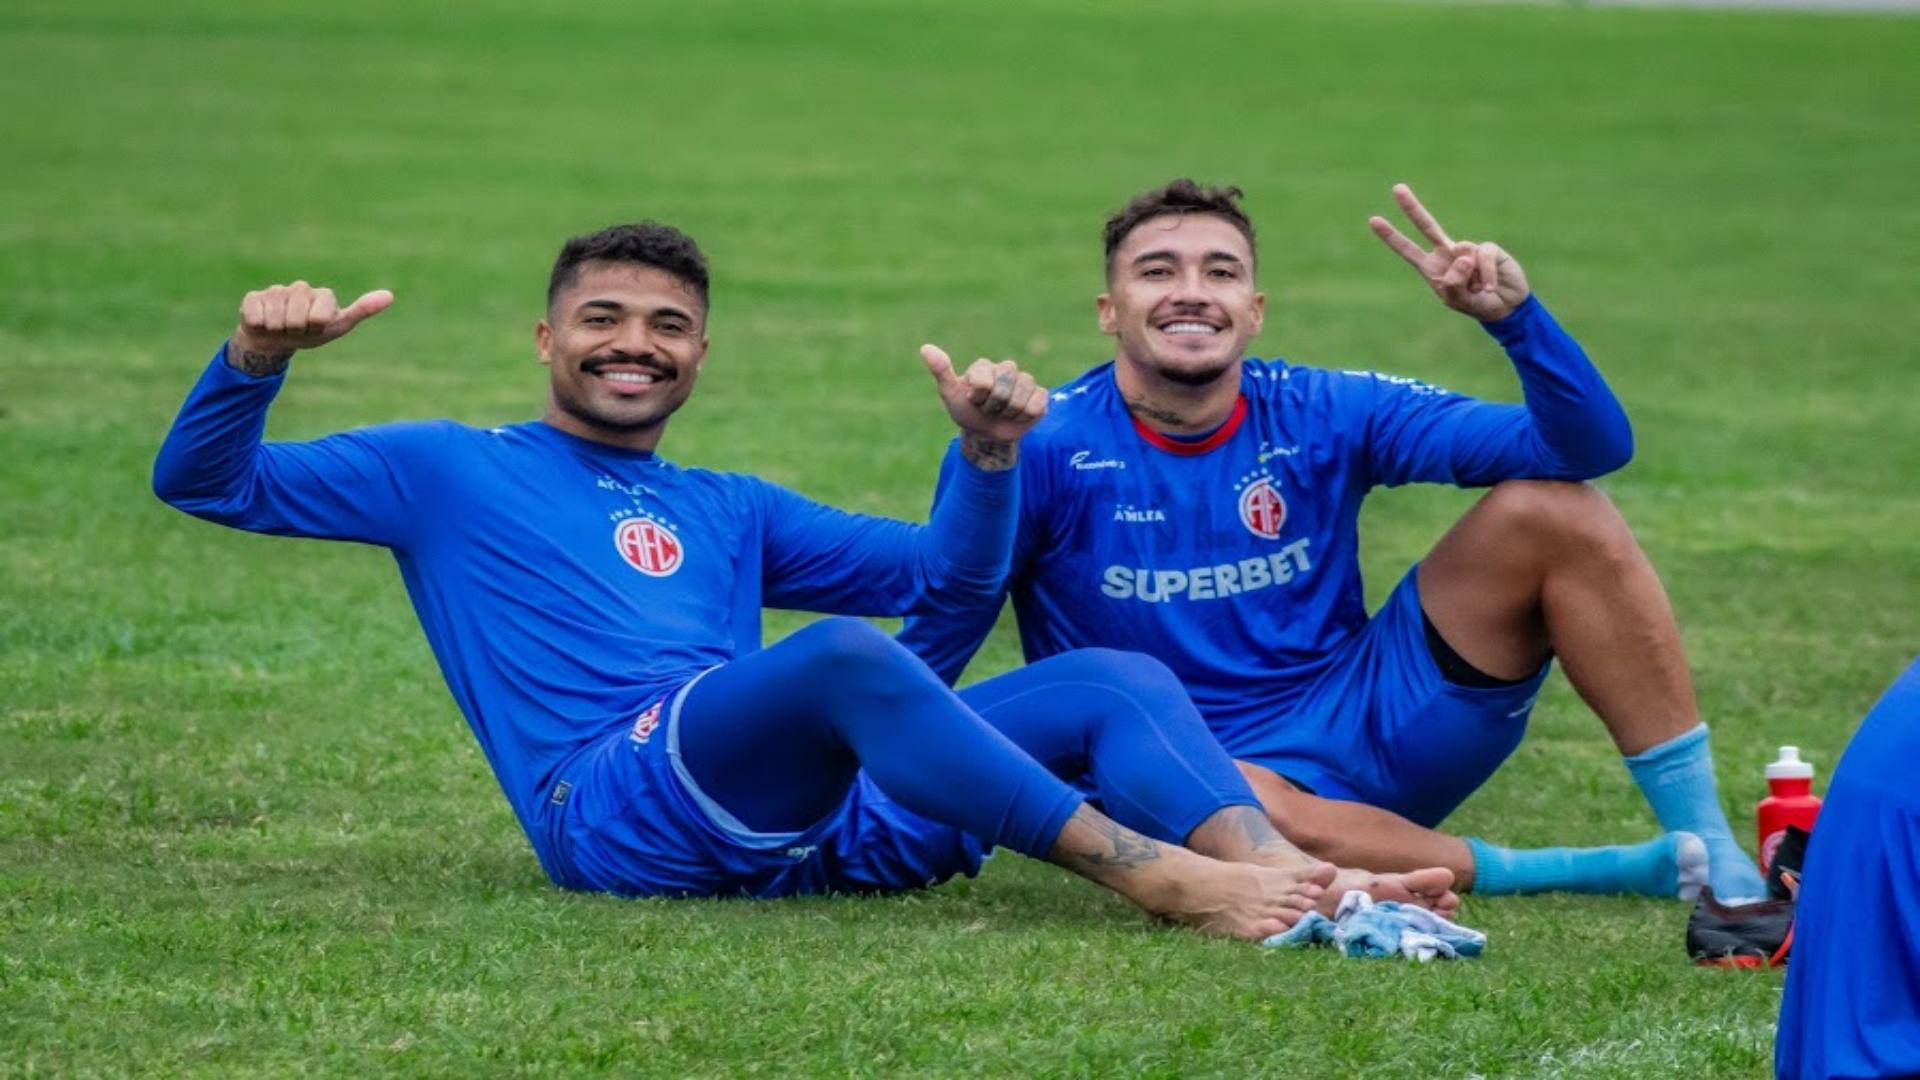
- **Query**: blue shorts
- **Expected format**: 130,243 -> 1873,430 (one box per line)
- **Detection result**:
546,672 -> 987,899
1227,566 -> 1551,828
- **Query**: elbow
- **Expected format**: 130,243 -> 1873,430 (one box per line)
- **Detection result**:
921,557 -> 1010,610
151,454 -> 231,521
1551,415 -> 1633,481
151,454 -> 194,509
1580,421 -> 1634,478
1595,416 -> 1636,475
931,569 -> 1009,609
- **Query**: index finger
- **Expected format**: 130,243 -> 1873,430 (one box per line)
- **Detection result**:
1393,183 -> 1453,249
1368,216 -> 1427,269
965,359 -> 997,405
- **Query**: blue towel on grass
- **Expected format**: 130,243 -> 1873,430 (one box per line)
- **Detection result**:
1264,891 -> 1486,961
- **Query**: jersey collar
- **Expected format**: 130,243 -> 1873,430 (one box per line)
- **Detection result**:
1130,393 -> 1248,456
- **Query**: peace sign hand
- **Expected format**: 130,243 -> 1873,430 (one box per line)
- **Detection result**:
1368,184 -> 1530,322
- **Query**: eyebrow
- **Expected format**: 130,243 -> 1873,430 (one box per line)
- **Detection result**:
1130,249 -> 1247,268
576,298 -> 696,322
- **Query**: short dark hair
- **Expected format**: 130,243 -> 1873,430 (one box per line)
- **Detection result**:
547,222 -> 710,310
1103,179 -> 1256,278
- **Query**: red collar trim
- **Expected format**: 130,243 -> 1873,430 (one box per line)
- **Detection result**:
1130,394 -> 1248,456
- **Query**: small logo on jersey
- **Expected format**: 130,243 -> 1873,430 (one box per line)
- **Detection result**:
1237,478 -> 1286,539
629,701 -> 664,745
785,845 -> 818,861
1070,450 -> 1126,471
615,518 -> 683,576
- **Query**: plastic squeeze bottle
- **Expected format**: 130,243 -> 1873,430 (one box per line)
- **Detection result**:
1758,746 -> 1822,874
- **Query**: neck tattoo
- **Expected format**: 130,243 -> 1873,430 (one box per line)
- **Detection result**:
1124,397 -> 1194,430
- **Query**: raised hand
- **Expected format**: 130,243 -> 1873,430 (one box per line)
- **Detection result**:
228,281 -> 394,375
1368,184 -> 1530,322
920,344 -> 1048,470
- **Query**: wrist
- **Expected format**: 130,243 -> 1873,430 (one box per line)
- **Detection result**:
1479,291 -> 1539,327
224,333 -> 294,378
958,431 -> 1018,471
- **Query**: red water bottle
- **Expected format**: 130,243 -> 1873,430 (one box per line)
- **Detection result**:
1757,746 -> 1821,874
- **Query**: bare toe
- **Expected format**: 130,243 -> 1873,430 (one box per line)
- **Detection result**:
1398,867 -> 1456,909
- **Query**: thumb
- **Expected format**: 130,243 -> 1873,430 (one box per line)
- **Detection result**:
334,289 -> 395,331
920,343 -> 957,388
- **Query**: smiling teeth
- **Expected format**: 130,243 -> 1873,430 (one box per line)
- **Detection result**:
602,372 -> 657,384
1162,322 -> 1219,335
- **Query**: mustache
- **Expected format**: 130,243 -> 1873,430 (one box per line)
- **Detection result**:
581,352 -> 676,379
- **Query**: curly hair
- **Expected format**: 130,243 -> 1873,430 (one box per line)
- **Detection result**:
547,222 -> 710,310
1102,179 -> 1256,278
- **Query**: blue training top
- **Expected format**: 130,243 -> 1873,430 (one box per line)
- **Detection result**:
153,346 -> 1016,884
1775,656 -> 1920,1079
899,296 -> 1631,752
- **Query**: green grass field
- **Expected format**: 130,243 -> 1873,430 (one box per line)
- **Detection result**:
4,0 -> 1918,1074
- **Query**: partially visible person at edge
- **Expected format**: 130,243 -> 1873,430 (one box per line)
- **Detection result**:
153,221 -> 1456,940
901,180 -> 1769,903
1776,656 -> 1920,1079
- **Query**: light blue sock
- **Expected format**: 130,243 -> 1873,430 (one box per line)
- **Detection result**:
1624,723 -> 1768,901
1466,832 -> 1706,897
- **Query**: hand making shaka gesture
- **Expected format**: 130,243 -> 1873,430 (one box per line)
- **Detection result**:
1368,184 -> 1531,323
228,281 -> 395,375
919,344 -> 1047,469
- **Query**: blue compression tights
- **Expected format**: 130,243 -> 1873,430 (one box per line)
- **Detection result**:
674,618 -> 1260,859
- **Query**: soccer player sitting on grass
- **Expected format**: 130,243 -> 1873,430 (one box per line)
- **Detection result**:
154,222 -> 1458,939
901,180 -> 1770,902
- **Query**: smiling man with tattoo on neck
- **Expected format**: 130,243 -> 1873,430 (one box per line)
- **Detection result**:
903,180 -> 1770,903
155,221 -> 1466,939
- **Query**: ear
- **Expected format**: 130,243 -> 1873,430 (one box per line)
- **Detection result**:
694,335 -> 710,371
1250,291 -> 1266,336
535,319 -> 554,366
1096,292 -> 1117,336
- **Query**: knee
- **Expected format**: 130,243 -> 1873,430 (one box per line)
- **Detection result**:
792,617 -> 913,677
1056,648 -> 1186,698
1479,480 -> 1635,561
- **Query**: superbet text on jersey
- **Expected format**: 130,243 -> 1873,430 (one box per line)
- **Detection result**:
901,296 -> 1633,755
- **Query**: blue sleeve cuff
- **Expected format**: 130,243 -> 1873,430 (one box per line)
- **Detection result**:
216,340 -> 290,385
940,449 -> 1017,515
1479,294 -> 1550,349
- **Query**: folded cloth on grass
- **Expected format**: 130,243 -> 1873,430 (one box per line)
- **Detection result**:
1264,891 -> 1486,961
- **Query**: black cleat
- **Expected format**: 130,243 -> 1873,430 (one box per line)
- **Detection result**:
1687,886 -> 1795,968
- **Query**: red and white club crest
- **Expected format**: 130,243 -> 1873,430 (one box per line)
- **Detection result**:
1237,478 -> 1287,540
614,517 -> 684,576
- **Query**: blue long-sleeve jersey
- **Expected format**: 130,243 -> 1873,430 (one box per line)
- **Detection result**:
154,347 -> 1017,884
899,296 -> 1631,750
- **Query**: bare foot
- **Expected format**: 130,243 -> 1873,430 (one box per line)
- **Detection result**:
1048,804 -> 1334,941
1147,856 -> 1336,941
1326,866 -> 1460,919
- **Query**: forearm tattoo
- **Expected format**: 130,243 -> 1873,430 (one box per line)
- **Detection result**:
227,345 -> 294,377
960,432 -> 1017,471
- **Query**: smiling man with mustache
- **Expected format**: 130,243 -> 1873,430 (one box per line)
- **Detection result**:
153,221 -> 1466,938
